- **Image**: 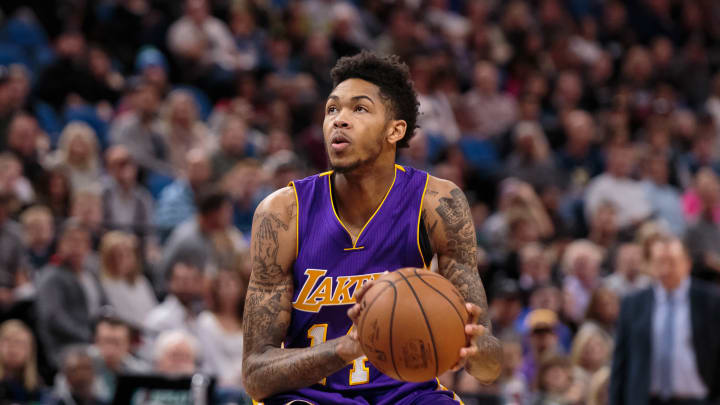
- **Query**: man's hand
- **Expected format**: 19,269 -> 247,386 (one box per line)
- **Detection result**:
451,303 -> 488,371
345,271 -> 389,362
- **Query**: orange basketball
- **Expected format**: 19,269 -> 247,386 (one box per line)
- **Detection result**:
357,267 -> 469,382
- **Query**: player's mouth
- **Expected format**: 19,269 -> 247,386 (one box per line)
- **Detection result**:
331,133 -> 351,152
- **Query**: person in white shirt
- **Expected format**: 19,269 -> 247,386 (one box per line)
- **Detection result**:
584,144 -> 652,229
603,242 -> 652,298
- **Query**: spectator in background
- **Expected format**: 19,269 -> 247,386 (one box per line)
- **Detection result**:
603,242 -> 651,298
197,270 -> 245,388
521,309 -> 564,385
583,287 -> 620,336
0,152 -> 35,207
92,316 -> 147,403
39,167 -> 72,221
587,367 -> 610,405
504,121 -> 559,190
412,56 -> 460,143
69,189 -> 104,250
158,188 -> 233,283
684,168 -> 720,282
154,148 -> 212,236
135,47 -> 170,97
153,330 -> 197,377
159,90 -> 213,174
36,222 -> 105,368
0,320 -> 47,403
5,113 -> 48,190
570,323 -> 613,378
584,144 -> 652,230
210,116 -> 255,181
19,205 -> 56,272
0,191 -> 29,314
610,235 -> 720,405
640,153 -> 685,236
490,279 -> 524,337
586,201 -> 620,256
101,145 -> 157,258
51,345 -> 105,405
554,110 -> 603,189
109,79 -> 171,177
533,355 -> 585,405
517,243 -> 555,295
498,334 -> 529,405
98,232 -> 158,329
166,0 -> 238,88
561,240 -> 604,324
48,122 -> 102,192
142,262 -> 204,359
463,61 -> 518,138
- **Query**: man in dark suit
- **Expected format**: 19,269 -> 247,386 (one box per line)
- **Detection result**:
610,235 -> 720,405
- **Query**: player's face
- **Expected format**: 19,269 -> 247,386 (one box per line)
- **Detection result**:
323,79 -> 394,173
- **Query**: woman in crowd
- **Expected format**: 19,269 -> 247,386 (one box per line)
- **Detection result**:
48,122 -> 102,192
569,323 -> 613,377
197,270 -> 245,389
0,320 -> 47,403
99,231 -> 158,329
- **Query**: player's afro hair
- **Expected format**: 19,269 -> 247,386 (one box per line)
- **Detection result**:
330,51 -> 419,149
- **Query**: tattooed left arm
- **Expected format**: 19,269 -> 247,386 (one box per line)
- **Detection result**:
423,176 -> 502,384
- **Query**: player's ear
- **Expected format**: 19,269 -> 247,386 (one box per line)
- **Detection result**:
386,119 -> 407,146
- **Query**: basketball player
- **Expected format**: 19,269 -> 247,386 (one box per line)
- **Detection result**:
242,51 -> 502,405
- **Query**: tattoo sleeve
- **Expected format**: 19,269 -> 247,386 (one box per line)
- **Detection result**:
242,194 -> 350,400
430,184 -> 503,383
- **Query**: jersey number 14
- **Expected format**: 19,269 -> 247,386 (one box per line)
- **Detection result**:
307,324 -> 370,385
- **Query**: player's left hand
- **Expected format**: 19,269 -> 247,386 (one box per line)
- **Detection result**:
450,303 -> 487,372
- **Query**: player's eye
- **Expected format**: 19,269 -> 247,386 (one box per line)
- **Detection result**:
327,105 -> 337,114
355,105 -> 368,113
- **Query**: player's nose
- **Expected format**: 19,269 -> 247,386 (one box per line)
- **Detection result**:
333,119 -> 351,129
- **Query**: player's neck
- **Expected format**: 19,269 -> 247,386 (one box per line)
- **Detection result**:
332,160 -> 396,231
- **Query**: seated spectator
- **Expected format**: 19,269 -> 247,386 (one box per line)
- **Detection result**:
51,345 -> 106,405
36,221 -> 106,368
158,89 -> 213,174
0,152 -> 35,207
641,153 -> 685,236
462,61 -> 518,138
158,188 -> 234,283
554,110 -> 604,187
142,262 -> 204,360
490,279 -> 524,337
498,333 -> 530,405
20,205 -> 56,272
586,367 -> 610,405
98,232 -> 158,329
197,270 -> 245,388
47,122 -> 102,193
504,121 -> 560,190
153,330 -> 198,377
561,240 -> 604,324
603,242 -> 651,298
586,200 -> 620,256
221,160 -> 264,235
517,243 -> 555,294
5,113 -> 48,191
583,287 -> 620,336
154,148 -> 212,236
92,315 -> 148,402
682,166 -> 720,225
70,188 -> 104,250
569,323 -> 613,377
38,167 -> 73,220
584,144 -> 652,229
521,309 -> 564,384
683,168 -> 720,281
0,320 -> 48,403
101,145 -> 157,258
210,116 -> 256,181
109,79 -> 172,176
0,191 -> 30,308
533,356 -> 586,405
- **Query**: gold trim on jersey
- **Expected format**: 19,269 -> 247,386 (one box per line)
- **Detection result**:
289,181 -> 300,259
327,166 -> 398,250
416,172 -> 430,269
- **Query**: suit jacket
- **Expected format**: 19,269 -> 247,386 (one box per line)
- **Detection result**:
609,279 -> 720,405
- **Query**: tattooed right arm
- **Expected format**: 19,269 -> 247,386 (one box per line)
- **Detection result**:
242,187 -> 362,400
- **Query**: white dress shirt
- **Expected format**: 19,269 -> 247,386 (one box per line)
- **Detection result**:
650,279 -> 708,398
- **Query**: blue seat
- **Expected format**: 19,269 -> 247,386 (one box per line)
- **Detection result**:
0,43 -> 30,67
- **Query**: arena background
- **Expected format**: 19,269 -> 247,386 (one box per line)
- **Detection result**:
0,0 -> 719,404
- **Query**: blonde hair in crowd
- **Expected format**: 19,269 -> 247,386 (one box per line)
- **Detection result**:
0,320 -> 40,391
100,231 -> 141,283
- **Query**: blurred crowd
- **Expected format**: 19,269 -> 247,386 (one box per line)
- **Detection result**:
1,0 -> 720,404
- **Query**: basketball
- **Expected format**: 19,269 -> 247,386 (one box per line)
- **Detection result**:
357,267 -> 469,382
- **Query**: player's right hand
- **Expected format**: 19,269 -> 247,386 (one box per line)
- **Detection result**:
342,271 -> 389,362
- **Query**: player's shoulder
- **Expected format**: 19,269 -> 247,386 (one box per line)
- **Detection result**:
423,175 -> 466,209
254,186 -> 296,222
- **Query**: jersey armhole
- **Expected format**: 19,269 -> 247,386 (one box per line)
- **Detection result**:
419,214 -> 433,268
289,181 -> 300,259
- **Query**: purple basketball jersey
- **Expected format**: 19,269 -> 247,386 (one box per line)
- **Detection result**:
259,164 -> 456,404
